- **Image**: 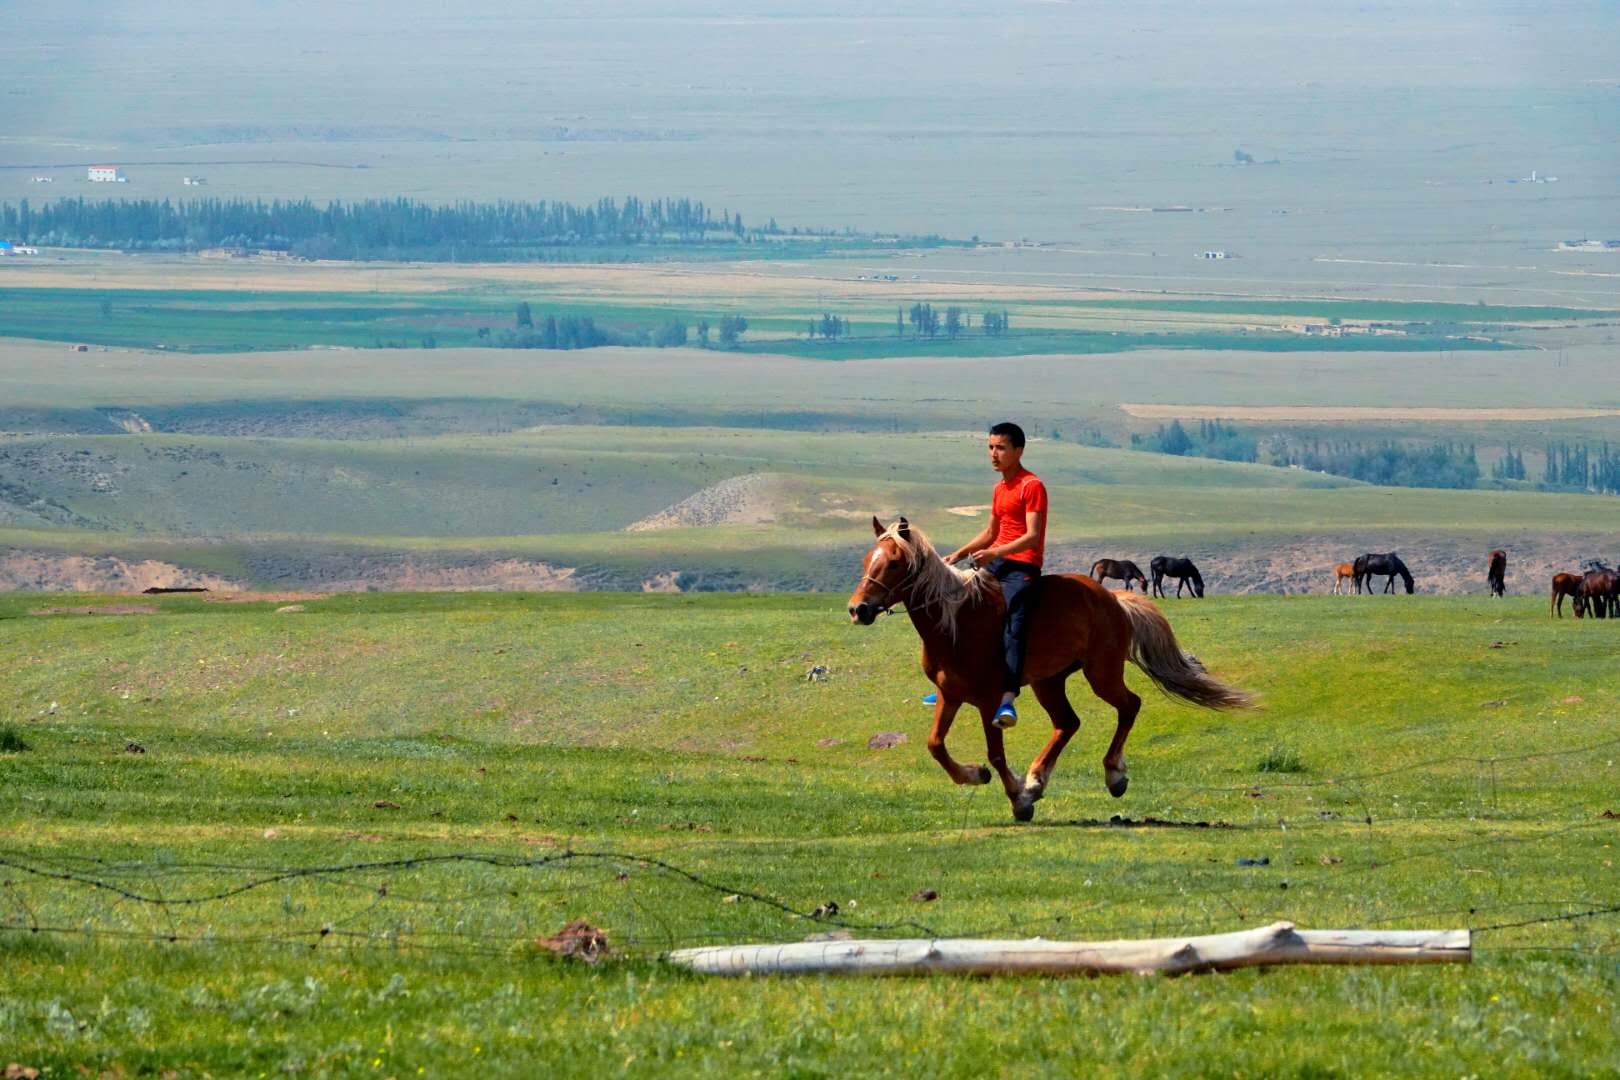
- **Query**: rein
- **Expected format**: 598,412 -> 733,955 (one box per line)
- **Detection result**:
862,558 -> 978,618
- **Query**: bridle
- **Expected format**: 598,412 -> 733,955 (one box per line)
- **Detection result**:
859,568 -> 915,616
859,548 -> 972,617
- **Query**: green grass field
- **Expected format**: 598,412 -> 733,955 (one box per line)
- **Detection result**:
2,592 -> 1616,1076
0,283 -> 1572,356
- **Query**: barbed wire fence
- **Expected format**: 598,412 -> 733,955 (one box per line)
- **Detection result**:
2,735 -> 1616,968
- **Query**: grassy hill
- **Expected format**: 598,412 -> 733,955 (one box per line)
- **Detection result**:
1,592 -> 1615,1075
4,426 -> 1619,593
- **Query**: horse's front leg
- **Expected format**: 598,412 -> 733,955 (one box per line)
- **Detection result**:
976,702 -> 1026,805
927,697 -> 992,786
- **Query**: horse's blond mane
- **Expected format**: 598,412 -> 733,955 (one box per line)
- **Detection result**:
878,521 -> 994,640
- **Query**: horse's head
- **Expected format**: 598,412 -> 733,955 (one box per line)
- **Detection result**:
849,516 -> 914,625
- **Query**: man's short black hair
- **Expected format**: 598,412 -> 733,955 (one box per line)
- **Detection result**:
988,422 -> 1026,448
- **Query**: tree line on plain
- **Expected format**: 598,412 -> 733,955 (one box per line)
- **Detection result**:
0,196 -> 951,259
1134,419 -> 1510,492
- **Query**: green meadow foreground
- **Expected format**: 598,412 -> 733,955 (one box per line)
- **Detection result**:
2,592 -> 1617,1077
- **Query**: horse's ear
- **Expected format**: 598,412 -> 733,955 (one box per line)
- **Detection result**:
872,515 -> 885,538
897,516 -> 910,540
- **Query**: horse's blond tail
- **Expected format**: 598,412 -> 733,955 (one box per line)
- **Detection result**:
1115,592 -> 1257,711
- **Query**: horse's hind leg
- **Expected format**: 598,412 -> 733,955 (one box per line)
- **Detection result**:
1082,650 -> 1141,798
1015,675 -> 1083,821
927,697 -> 993,787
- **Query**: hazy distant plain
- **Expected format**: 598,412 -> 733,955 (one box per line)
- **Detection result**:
3,1 -> 1618,294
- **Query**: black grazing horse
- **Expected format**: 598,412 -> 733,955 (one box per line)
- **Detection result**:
1150,556 -> 1205,598
1578,566 -> 1619,619
1090,559 -> 1148,592
1487,549 -> 1507,598
1354,552 -> 1414,595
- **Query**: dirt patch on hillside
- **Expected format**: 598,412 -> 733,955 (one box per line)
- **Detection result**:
318,558 -> 578,592
30,604 -> 160,616
1121,404 -> 1620,423
0,552 -> 238,593
625,473 -> 781,531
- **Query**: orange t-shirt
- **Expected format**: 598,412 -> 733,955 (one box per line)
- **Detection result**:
991,468 -> 1048,567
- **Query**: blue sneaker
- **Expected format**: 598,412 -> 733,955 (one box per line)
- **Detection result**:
922,692 -> 938,705
993,701 -> 1017,729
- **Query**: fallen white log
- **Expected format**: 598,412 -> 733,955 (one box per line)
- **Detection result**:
666,921 -> 1470,977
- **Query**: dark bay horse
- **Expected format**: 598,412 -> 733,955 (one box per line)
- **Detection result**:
1354,553 -> 1414,594
1091,558 -> 1148,592
1487,549 -> 1507,598
1578,567 -> 1619,619
1149,556 -> 1205,598
850,518 -> 1254,821
1551,572 -> 1584,618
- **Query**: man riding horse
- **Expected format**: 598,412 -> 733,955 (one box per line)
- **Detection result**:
941,422 -> 1047,730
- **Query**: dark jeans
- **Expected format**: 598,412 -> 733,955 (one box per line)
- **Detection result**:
989,558 -> 1040,692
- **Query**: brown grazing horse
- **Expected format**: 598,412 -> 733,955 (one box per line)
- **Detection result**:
1487,549 -> 1507,597
1579,567 -> 1619,619
1550,572 -> 1583,618
849,518 -> 1254,821
1091,558 -> 1148,592
1332,563 -> 1356,595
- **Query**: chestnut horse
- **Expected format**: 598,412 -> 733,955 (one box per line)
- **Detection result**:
1091,558 -> 1148,592
1550,572 -> 1584,618
849,518 -> 1254,821
1579,567 -> 1619,619
1332,563 -> 1355,595
1487,549 -> 1507,598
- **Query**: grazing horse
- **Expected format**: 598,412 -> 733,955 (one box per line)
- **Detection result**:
849,518 -> 1253,821
1578,568 -> 1619,620
1551,572 -> 1584,618
1150,555 -> 1205,598
1353,553 -> 1414,595
1332,563 -> 1356,595
1487,549 -> 1507,598
1091,558 -> 1148,592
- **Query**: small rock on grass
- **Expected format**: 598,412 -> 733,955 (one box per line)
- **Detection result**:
6,1063 -> 42,1080
867,732 -> 907,750
910,888 -> 940,902
537,920 -> 609,964
124,741 -> 146,754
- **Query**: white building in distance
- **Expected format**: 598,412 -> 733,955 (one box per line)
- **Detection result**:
88,166 -> 127,183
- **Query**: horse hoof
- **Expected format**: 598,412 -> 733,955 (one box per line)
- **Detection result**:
1011,800 -> 1036,823
1106,774 -> 1129,798
975,765 -> 992,785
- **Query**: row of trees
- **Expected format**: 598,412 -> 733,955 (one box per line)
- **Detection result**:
1279,439 -> 1481,489
1132,419 -> 1259,463
1134,423 -> 1484,489
1489,443 -> 1620,493
1541,442 -> 1620,494
1134,426 -> 1620,494
0,196 -> 766,259
502,305 -> 749,350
